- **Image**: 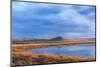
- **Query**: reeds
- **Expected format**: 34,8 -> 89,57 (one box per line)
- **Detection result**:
12,52 -> 95,66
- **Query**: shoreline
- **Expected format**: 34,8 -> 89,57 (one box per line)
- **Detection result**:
12,42 -> 95,52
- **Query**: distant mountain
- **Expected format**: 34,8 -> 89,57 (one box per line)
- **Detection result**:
48,36 -> 64,41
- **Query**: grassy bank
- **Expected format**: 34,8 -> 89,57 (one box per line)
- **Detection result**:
12,52 -> 95,66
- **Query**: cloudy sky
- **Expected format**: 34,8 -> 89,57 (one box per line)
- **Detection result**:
12,1 -> 96,39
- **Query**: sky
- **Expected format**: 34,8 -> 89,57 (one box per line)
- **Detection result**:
12,1 -> 96,39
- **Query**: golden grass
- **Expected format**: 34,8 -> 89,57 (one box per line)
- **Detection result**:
12,40 -> 96,66
12,52 -> 95,66
12,41 -> 95,51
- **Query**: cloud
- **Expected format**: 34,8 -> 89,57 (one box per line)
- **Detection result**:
12,2 -> 96,38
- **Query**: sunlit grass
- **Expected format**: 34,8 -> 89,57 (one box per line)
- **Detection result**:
12,52 -> 95,66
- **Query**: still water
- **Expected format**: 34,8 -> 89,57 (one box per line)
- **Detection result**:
29,44 -> 95,58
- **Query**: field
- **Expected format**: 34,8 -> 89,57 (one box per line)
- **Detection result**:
11,38 -> 96,66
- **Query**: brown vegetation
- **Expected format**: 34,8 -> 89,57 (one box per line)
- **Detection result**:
12,52 -> 95,66
11,38 -> 96,66
12,40 -> 95,52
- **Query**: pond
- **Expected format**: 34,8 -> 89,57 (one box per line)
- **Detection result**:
28,44 -> 95,58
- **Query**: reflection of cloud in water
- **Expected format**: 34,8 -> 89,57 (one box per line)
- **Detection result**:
60,45 -> 85,51
29,44 -> 95,58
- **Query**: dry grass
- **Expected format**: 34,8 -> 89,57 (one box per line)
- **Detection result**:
12,52 -> 95,66
12,41 -> 95,51
11,39 -> 96,66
